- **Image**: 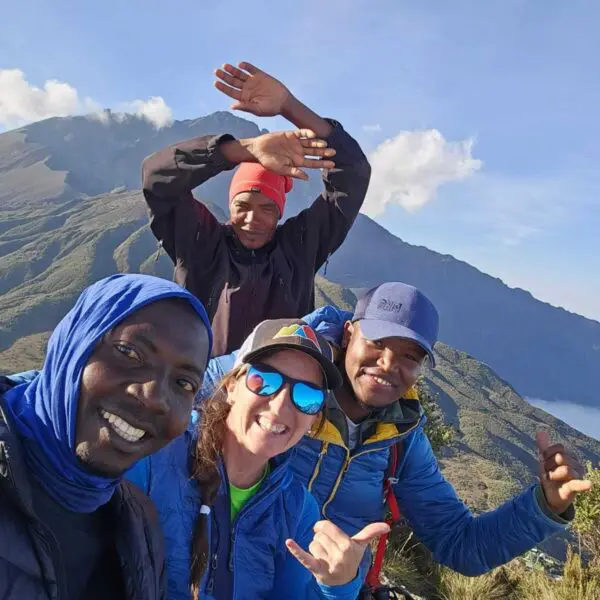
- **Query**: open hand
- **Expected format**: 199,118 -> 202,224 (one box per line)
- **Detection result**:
286,520 -> 390,587
537,431 -> 592,515
215,62 -> 291,117
246,129 -> 335,180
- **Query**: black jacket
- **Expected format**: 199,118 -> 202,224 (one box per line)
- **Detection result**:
142,120 -> 371,356
0,389 -> 167,600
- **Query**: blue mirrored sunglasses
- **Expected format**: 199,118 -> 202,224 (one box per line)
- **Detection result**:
245,363 -> 326,415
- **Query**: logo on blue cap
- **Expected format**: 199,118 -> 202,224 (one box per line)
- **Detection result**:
377,299 -> 403,313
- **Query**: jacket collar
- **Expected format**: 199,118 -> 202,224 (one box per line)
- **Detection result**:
211,446 -> 296,517
323,385 -> 423,449
224,224 -> 277,264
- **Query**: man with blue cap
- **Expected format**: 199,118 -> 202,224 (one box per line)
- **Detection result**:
201,281 -> 591,597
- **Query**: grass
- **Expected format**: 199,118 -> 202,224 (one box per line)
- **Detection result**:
382,527 -> 600,600
438,549 -> 600,600
0,331 -> 49,374
438,566 -> 518,600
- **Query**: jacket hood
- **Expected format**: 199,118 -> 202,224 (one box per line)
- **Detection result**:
2,274 -> 212,513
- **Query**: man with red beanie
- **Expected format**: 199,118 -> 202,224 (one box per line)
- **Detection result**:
142,61 -> 371,355
227,162 -> 294,248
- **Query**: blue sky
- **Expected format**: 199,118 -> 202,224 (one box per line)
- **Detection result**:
2,0 -> 599,321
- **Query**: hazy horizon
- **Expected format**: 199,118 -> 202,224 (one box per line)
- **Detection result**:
526,397 -> 600,442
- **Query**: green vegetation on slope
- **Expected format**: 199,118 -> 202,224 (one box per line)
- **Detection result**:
314,275 -> 357,312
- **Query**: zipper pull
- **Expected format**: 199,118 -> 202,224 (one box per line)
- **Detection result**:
307,442 -> 329,492
207,557 -> 217,595
228,531 -> 235,571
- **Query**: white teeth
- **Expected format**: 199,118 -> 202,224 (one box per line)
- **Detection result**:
257,416 -> 287,435
101,410 -> 146,443
370,375 -> 393,387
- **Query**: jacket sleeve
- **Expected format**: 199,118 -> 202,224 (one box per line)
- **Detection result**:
280,121 -> 371,271
273,491 -> 362,600
302,306 -> 353,345
394,428 -> 569,576
141,134 -> 236,269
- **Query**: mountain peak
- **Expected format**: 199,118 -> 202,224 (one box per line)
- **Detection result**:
1,110 -> 599,410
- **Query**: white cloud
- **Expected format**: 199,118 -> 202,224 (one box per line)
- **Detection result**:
363,129 -> 482,218
362,124 -> 381,132
0,69 -> 172,130
117,97 -> 173,129
0,69 -> 86,128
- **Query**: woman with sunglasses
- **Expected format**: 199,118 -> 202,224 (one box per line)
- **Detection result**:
127,318 -> 388,600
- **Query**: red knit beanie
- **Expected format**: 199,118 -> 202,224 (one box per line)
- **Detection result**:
229,163 -> 293,217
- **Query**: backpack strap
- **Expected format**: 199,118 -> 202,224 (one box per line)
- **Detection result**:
365,440 -> 404,590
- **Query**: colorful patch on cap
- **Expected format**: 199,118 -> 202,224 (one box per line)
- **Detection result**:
275,324 -> 320,350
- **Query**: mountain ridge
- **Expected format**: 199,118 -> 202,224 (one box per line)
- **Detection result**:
1,111 -> 598,409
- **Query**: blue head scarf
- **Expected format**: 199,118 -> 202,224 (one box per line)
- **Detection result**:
2,274 -> 212,513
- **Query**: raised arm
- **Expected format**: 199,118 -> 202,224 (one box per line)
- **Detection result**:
285,120 -> 370,270
394,429 -> 577,576
215,62 -> 371,269
142,130 -> 335,269
141,134 -> 236,266
215,61 -> 333,138
142,135 -> 237,207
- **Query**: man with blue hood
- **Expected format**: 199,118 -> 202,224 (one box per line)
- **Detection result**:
0,274 -> 213,600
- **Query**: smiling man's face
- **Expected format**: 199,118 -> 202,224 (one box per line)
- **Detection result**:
74,298 -> 210,477
342,321 -> 427,412
229,191 -> 280,250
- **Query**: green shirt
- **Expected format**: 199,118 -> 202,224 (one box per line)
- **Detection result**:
229,464 -> 270,521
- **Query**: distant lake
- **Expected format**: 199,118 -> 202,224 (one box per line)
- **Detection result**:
526,397 -> 600,441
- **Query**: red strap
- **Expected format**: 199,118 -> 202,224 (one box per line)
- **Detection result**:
365,482 -> 393,588
365,445 -> 402,589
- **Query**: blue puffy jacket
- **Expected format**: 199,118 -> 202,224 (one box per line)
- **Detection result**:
126,423 -> 362,600
201,306 -> 572,578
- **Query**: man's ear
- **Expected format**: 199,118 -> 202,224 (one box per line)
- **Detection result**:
342,321 -> 354,349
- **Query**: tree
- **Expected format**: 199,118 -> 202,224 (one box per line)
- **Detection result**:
415,377 -> 454,454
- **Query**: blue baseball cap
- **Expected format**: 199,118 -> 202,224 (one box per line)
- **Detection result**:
353,282 -> 439,366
